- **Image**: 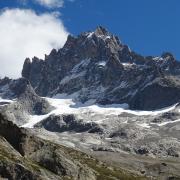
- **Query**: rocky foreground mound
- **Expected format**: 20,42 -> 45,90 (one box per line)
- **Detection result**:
0,113 -> 145,180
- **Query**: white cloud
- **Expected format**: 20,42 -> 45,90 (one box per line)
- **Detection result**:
18,0 -> 75,8
0,8 -> 69,78
35,0 -> 64,8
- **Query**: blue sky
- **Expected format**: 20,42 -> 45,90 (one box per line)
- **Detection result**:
0,0 -> 179,77
61,0 -> 180,59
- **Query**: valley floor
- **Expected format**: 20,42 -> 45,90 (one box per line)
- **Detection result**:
1,93 -> 180,179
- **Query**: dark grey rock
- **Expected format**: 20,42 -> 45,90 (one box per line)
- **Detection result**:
35,114 -> 104,134
0,77 -> 53,125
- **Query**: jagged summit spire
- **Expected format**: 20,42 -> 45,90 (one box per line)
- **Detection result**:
161,52 -> 175,61
94,26 -> 109,36
81,26 -> 111,39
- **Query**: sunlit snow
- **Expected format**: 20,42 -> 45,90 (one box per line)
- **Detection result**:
21,93 -> 179,128
137,123 -> 151,129
156,119 -> 180,126
98,61 -> 106,66
87,32 -> 94,38
0,97 -> 14,106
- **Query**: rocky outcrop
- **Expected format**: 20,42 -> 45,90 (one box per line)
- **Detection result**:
22,26 -> 180,110
0,113 -> 95,179
0,136 -> 54,180
130,76 -> 180,110
35,114 -> 104,134
0,77 -> 53,125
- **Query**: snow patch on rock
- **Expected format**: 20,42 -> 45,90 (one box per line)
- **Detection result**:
98,61 -> 106,66
21,93 -> 178,128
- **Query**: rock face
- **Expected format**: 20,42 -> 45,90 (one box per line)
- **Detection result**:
35,114 -> 104,133
22,26 -> 180,110
0,113 -> 96,179
0,113 -> 143,180
0,77 -> 53,125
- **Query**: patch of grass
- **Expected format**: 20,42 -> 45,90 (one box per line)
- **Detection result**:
59,145 -> 146,180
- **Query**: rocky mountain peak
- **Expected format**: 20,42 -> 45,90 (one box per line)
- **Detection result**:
45,27 -> 124,70
85,26 -> 121,47
161,52 -> 175,61
21,27 -> 180,110
63,34 -> 77,50
94,26 -> 109,36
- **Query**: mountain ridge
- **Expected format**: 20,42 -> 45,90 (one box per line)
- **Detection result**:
22,26 -> 180,110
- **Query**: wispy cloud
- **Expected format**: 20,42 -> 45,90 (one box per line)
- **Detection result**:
35,0 -> 64,8
18,0 -> 75,8
0,8 -> 68,78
